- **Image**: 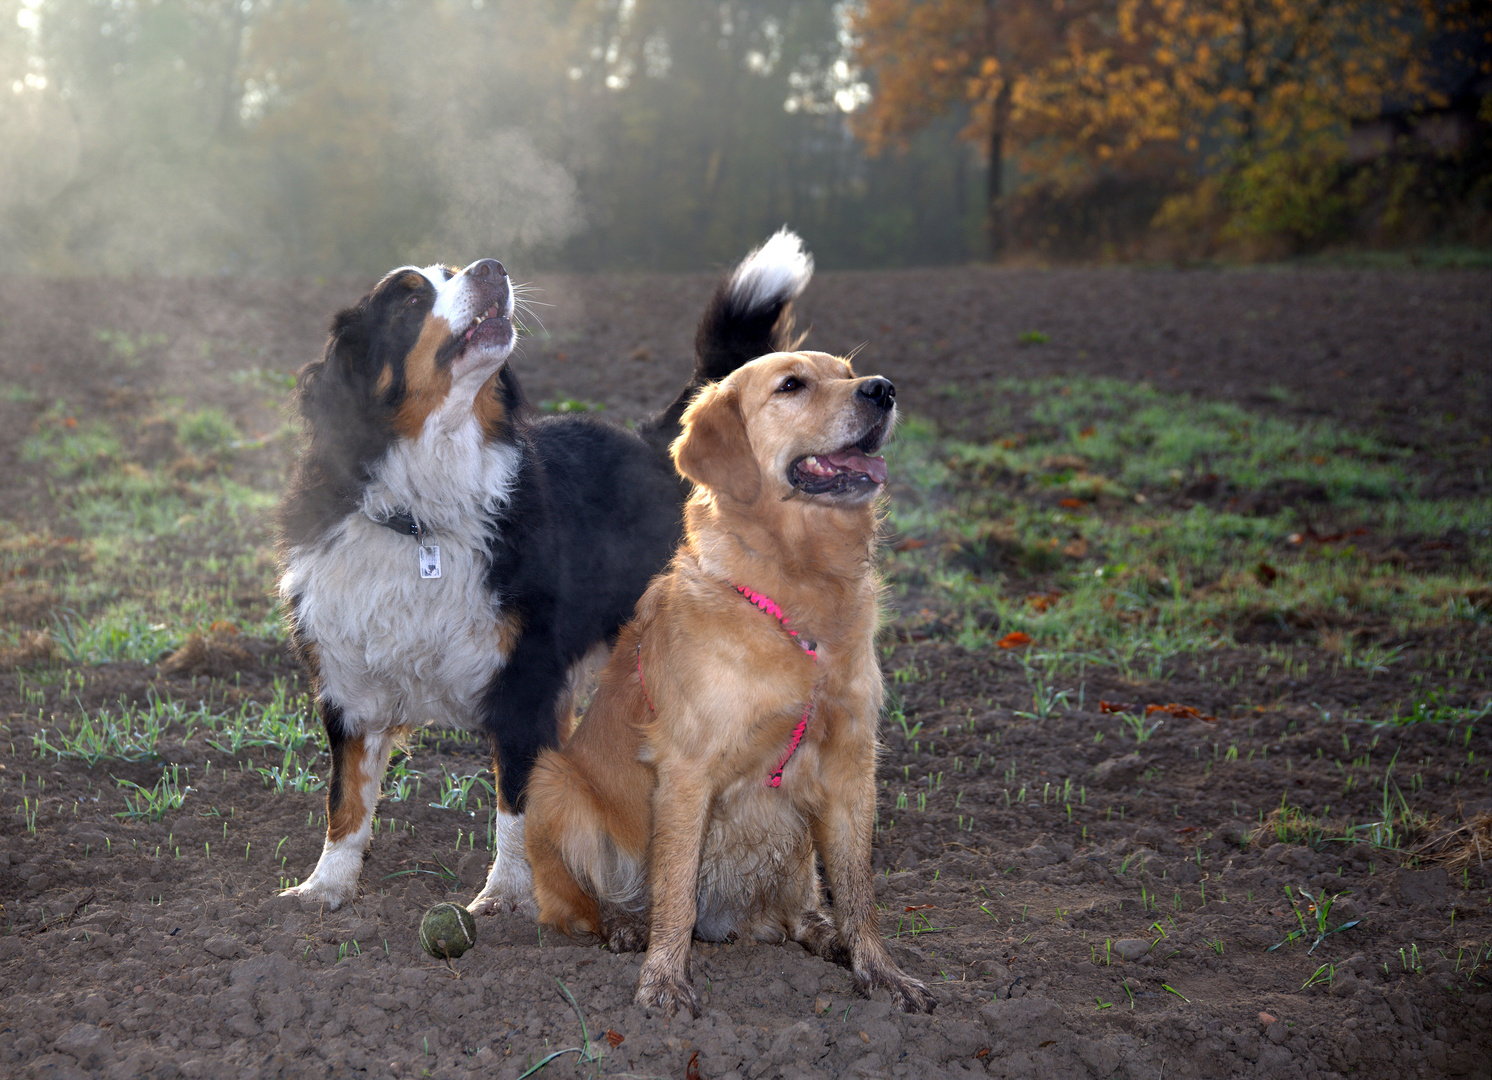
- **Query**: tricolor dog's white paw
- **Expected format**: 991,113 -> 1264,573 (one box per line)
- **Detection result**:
279,843 -> 363,910
467,810 -> 535,917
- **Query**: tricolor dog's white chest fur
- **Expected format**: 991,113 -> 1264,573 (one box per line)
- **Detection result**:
279,405 -> 521,735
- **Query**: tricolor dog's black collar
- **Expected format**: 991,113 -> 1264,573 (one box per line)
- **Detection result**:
374,513 -> 424,539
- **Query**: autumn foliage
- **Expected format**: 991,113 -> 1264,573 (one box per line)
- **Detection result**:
849,0 -> 1492,255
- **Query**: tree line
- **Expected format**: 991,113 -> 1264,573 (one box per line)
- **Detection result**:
1,0 -> 1485,277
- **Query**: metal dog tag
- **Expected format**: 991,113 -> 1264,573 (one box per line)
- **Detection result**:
418,544 -> 441,579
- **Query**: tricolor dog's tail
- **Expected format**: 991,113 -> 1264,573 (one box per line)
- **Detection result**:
643,228 -> 813,450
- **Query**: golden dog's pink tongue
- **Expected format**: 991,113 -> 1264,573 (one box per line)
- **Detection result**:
821,450 -> 888,484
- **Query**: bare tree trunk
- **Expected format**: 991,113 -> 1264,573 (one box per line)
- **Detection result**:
983,0 -> 1010,259
986,81 -> 1011,258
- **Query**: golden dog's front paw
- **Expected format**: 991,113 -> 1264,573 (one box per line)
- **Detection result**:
855,963 -> 936,1014
635,965 -> 702,1018
886,973 -> 936,1014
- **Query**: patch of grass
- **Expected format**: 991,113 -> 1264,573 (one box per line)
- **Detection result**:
257,746 -> 323,794
114,764 -> 193,820
1387,689 -> 1491,727
1268,885 -> 1361,954
52,606 -> 180,665
881,378 -> 1490,701
96,329 -> 168,363
6,393 -> 281,655
1117,711 -> 1164,744
0,383 -> 39,404
175,408 -> 241,455
32,702 -> 170,766
1252,799 -> 1336,849
22,404 -> 123,480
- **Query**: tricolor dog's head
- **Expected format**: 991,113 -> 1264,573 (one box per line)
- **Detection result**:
294,259 -> 519,458
673,350 -> 895,507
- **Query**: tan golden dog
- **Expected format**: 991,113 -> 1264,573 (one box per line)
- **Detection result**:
525,350 -> 933,1017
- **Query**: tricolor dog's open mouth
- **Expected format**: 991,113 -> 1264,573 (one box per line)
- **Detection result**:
462,304 -> 513,352
789,429 -> 890,496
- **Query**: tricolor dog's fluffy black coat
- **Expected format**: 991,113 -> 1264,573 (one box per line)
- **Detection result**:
276,231 -> 812,914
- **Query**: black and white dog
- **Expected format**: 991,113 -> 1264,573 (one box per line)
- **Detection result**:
276,230 -> 813,914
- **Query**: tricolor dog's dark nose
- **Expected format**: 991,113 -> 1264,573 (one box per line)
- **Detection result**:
858,377 -> 896,411
469,259 -> 507,280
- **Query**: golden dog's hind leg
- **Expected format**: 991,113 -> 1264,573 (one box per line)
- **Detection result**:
525,752 -> 604,937
636,765 -> 712,1018
792,907 -> 852,966
813,774 -> 936,1013
598,902 -> 650,953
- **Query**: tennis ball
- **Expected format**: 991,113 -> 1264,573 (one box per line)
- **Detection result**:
419,902 -> 477,960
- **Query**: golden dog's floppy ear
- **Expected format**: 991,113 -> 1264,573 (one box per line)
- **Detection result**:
672,384 -> 762,504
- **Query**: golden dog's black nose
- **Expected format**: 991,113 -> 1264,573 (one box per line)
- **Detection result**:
469,259 -> 507,279
858,377 -> 895,411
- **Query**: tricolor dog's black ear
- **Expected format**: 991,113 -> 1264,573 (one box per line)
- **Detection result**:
672,383 -> 761,504
296,301 -> 381,420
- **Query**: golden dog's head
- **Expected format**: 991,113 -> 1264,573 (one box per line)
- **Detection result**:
672,351 -> 896,506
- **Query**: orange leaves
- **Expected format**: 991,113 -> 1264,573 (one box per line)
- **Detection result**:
1101,700 -> 1217,722
855,0 -> 1443,244
996,631 -> 1032,649
1145,702 -> 1216,723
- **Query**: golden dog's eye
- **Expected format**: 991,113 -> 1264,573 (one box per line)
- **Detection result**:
776,376 -> 803,393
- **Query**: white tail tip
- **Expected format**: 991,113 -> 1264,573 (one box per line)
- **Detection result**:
728,227 -> 813,311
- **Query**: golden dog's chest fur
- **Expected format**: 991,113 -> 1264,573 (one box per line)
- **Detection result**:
525,350 -> 932,1017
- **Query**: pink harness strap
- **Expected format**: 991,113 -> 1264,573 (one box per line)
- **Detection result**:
635,583 -> 818,788
733,585 -> 818,788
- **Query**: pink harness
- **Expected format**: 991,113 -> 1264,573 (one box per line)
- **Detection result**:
636,583 -> 817,788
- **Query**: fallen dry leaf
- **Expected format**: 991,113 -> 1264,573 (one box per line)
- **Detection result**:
605,1030 -> 625,1048
996,631 -> 1032,649
1099,700 -> 1137,714
1145,702 -> 1217,722
892,538 -> 927,552
1058,497 -> 1086,509
1259,1012 -> 1278,1026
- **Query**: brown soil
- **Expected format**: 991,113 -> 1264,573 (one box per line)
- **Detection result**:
0,266 -> 1489,1080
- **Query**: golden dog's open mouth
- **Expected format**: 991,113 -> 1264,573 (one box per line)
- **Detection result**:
790,442 -> 888,495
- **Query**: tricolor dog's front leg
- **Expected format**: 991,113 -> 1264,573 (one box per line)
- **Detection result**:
468,798 -> 536,918
281,705 -> 395,910
467,628 -> 574,919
